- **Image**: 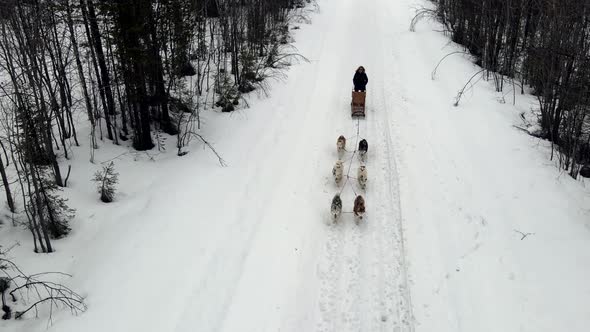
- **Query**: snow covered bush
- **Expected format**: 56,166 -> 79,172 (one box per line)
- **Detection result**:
238,51 -> 258,93
38,185 -> 75,239
93,162 -> 119,203
214,71 -> 240,112
23,170 -> 75,241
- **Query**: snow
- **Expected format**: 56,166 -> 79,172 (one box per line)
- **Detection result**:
385,3 -> 590,332
2,0 -> 590,331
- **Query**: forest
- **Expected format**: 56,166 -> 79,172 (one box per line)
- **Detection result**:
0,0 -> 313,322
0,0 -> 311,255
429,0 -> 590,178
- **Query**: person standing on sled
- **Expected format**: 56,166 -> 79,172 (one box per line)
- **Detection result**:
353,66 -> 368,92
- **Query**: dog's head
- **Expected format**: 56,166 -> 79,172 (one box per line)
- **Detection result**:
359,139 -> 368,150
359,165 -> 366,172
337,135 -> 346,142
335,160 -> 343,169
354,195 -> 366,211
331,195 -> 342,218
332,194 -> 341,205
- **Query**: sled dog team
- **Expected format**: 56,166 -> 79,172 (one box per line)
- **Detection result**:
331,135 -> 368,224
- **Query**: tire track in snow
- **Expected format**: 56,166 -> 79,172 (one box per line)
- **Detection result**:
361,69 -> 407,332
370,77 -> 414,332
375,14 -> 416,331
369,0 -> 416,329
364,85 -> 389,332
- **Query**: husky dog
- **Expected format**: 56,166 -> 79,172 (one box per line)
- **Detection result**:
332,160 -> 344,184
358,139 -> 368,161
337,135 -> 346,156
353,195 -> 366,221
331,194 -> 343,221
357,165 -> 367,190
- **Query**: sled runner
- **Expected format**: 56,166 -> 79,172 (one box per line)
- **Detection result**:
351,91 -> 366,117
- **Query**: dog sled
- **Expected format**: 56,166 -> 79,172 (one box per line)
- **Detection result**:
351,91 -> 366,117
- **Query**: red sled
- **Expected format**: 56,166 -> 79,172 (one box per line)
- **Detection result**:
351,91 -> 366,117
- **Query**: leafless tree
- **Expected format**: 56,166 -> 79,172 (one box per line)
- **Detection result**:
430,0 -> 590,178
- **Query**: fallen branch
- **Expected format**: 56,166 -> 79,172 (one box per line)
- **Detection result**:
512,125 -> 530,134
15,296 -> 85,319
514,229 -> 534,240
0,256 -> 86,323
190,132 -> 227,167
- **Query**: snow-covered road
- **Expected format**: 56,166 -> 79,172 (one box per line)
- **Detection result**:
5,0 -> 590,331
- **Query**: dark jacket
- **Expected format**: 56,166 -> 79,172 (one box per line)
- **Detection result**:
353,71 -> 368,90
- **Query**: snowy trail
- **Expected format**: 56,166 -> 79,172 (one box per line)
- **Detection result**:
5,0 -> 590,331
218,0 -> 413,330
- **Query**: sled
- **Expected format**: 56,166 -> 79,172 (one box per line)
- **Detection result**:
351,91 -> 366,117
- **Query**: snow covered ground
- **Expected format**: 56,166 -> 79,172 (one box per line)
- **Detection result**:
2,0 -> 590,331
